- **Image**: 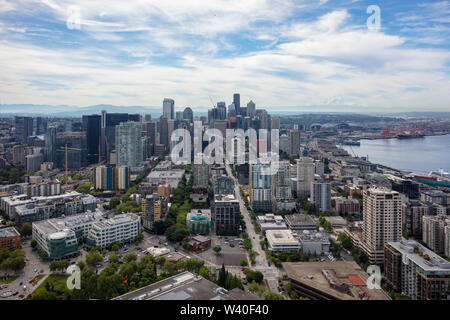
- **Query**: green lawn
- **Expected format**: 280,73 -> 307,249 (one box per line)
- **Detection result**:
31,274 -> 70,300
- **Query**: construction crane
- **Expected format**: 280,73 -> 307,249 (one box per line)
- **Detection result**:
60,144 -> 81,189
209,96 -> 215,108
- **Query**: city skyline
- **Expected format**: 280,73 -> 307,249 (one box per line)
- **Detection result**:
0,0 -> 449,112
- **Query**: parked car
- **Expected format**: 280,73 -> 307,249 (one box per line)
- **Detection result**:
95,264 -> 102,268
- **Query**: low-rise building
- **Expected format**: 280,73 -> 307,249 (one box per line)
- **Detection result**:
296,229 -> 330,255
266,229 -> 301,253
187,235 -> 211,251
0,226 -> 21,250
13,193 -> 97,226
112,271 -> 261,300
256,214 -> 287,231
86,213 -> 141,249
284,214 -> 317,231
146,170 -> 184,189
32,211 -> 103,260
283,261 -> 390,300
332,197 -> 360,215
186,209 -> 211,234
324,216 -> 348,228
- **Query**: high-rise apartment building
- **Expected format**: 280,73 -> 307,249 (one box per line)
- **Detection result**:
212,194 -> 241,234
289,129 -> 301,156
362,188 -> 402,264
384,240 -> 450,300
214,175 -> 235,196
250,163 -> 272,212
311,182 -> 331,212
403,200 -> 430,238
422,215 -> 449,254
272,161 -> 292,202
296,157 -> 315,197
115,121 -> 142,167
94,165 -> 130,190
193,161 -> 210,188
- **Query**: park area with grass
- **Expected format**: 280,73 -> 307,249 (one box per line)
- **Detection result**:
30,274 -> 69,300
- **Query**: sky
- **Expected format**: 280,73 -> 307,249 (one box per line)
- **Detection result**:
0,0 -> 449,113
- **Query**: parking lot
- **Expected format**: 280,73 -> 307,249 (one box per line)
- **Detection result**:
196,236 -> 247,266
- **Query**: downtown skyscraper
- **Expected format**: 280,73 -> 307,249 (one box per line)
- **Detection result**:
163,98 -> 175,120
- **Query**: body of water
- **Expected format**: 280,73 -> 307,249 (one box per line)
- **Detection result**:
342,134 -> 450,174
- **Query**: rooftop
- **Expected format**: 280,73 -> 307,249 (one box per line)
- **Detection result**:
324,216 -> 348,226
214,194 -> 239,202
0,226 -> 20,238
284,214 -> 317,228
112,271 -> 260,301
266,229 -> 299,245
283,261 -> 391,300
387,240 -> 450,271
33,210 -> 103,235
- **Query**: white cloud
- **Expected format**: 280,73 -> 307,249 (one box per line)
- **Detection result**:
0,4 -> 449,112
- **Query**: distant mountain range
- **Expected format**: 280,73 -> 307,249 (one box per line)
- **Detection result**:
0,104 -> 448,119
0,104 -> 165,118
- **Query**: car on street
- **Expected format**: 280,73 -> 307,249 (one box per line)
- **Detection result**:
95,264 -> 102,268
19,294 -> 24,298
12,291 -> 19,296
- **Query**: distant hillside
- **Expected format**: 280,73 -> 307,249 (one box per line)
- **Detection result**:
0,104 -> 162,117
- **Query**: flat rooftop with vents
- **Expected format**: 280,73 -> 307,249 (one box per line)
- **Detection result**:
112,271 -> 261,300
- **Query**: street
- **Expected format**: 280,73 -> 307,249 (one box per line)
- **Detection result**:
224,161 -> 282,293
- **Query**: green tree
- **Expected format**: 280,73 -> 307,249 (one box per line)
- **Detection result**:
32,287 -> 57,300
19,222 -> 32,236
213,245 -> 222,255
199,266 -> 210,280
264,290 -> 285,300
86,248 -> 103,266
109,197 -> 121,209
108,253 -> 119,264
135,233 -> 144,243
240,259 -> 248,267
123,251 -> 137,263
31,239 -> 37,249
76,182 -> 91,194
110,242 -> 119,252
